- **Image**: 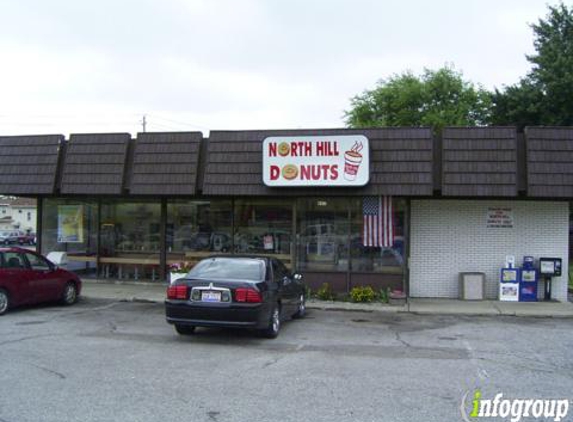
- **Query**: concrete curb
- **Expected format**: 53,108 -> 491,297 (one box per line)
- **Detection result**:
80,280 -> 573,318
83,295 -> 573,318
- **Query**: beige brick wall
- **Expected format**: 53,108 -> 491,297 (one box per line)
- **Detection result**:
410,200 -> 569,301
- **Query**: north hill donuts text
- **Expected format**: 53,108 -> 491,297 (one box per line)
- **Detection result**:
269,164 -> 338,181
268,140 -> 340,157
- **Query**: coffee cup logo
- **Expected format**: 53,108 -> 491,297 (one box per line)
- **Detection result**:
343,141 -> 363,181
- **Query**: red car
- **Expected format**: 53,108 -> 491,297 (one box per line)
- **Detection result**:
0,247 -> 81,316
17,232 -> 36,246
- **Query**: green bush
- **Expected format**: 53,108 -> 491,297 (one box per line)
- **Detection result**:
316,283 -> 335,301
378,287 -> 390,303
350,285 -> 376,303
304,285 -> 312,299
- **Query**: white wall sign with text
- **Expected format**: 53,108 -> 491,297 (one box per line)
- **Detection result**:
262,135 -> 370,187
486,207 -> 514,228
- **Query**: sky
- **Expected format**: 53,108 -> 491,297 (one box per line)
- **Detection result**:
0,0 -> 560,136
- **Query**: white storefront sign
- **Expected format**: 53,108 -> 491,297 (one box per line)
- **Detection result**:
262,135 -> 369,187
486,207 -> 514,228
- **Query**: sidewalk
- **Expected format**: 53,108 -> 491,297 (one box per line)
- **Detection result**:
80,280 -> 573,318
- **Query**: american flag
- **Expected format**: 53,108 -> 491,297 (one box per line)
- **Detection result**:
363,196 -> 394,247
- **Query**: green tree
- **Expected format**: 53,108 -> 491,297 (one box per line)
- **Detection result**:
344,67 -> 492,132
491,77 -> 545,129
491,3 -> 573,128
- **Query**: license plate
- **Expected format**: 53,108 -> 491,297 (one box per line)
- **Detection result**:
201,291 -> 221,302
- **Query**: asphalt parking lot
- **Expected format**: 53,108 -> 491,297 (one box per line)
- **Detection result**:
0,298 -> 572,422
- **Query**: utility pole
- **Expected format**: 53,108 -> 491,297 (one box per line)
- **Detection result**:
141,114 -> 147,132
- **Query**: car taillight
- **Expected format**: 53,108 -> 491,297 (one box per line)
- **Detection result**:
167,285 -> 188,300
235,288 -> 262,303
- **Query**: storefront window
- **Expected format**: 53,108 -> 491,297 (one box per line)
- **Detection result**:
167,200 -> 233,267
234,199 -> 293,267
350,197 -> 406,274
297,198 -> 355,272
99,201 -> 161,281
41,199 -> 98,277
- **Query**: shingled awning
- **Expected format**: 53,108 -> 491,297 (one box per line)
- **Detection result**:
0,135 -> 62,195
442,127 -> 518,197
128,132 -> 202,195
60,133 -> 130,195
203,128 -> 433,196
526,127 -> 573,197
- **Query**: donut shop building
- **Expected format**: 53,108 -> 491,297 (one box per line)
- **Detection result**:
0,127 -> 571,301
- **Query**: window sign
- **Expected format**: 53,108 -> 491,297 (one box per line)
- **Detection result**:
486,207 -> 513,228
263,234 -> 274,250
57,205 -> 84,243
263,135 -> 369,187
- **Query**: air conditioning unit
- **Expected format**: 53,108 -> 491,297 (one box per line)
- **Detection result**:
459,272 -> 485,300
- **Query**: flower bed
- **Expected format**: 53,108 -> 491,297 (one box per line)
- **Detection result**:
168,261 -> 193,284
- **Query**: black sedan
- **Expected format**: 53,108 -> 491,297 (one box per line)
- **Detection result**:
165,255 -> 306,338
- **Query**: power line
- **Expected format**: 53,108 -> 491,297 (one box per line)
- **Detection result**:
0,112 -> 142,119
0,112 -> 210,134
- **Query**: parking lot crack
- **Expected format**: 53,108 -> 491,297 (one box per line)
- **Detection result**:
29,363 -> 66,380
491,303 -> 503,315
262,356 -> 282,368
394,331 -> 412,348
0,334 -> 52,347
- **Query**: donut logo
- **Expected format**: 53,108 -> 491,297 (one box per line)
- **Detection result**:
282,164 -> 298,180
278,142 -> 290,156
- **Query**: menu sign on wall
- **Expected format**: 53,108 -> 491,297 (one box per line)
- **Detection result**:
262,135 -> 369,187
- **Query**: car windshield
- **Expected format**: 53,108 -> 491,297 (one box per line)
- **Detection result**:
187,258 -> 264,281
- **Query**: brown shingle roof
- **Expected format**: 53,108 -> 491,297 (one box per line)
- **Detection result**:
442,127 -> 518,197
0,135 -> 62,195
526,127 -> 573,197
204,128 -> 433,196
9,197 -> 37,207
128,132 -> 202,195
60,133 -> 130,195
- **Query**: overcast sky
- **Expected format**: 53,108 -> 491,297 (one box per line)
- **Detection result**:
0,0 -> 558,136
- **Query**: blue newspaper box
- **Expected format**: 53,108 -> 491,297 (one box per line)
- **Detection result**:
519,256 -> 538,302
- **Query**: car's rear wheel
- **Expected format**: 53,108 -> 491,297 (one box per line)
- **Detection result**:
61,282 -> 78,305
293,294 -> 306,319
175,324 -> 196,335
261,304 -> 280,339
0,289 -> 9,316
